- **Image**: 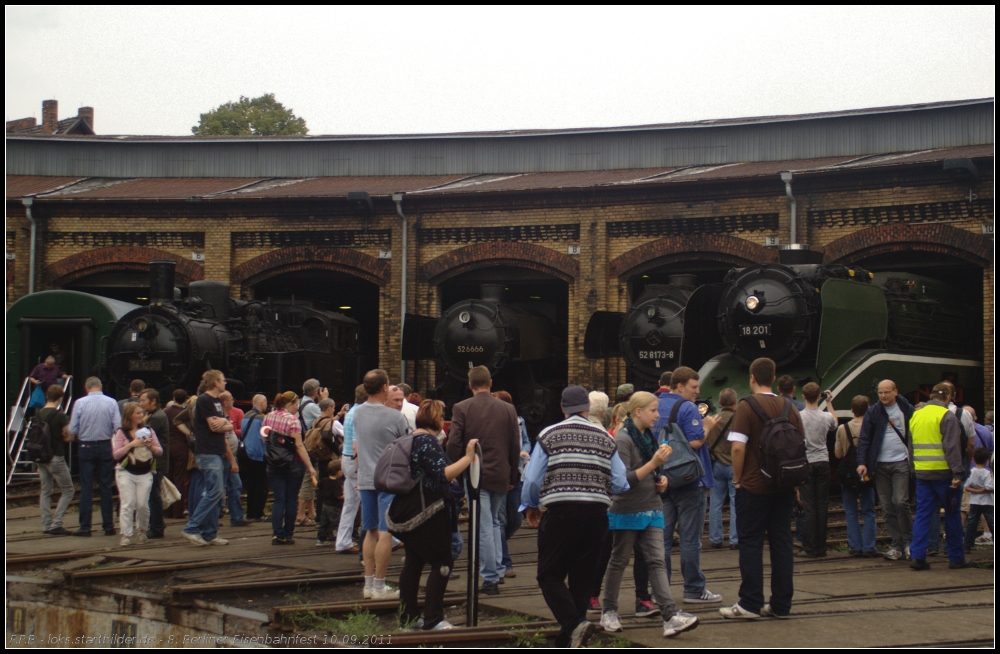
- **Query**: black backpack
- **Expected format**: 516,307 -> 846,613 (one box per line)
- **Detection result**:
836,423 -> 870,492
742,396 -> 809,490
25,410 -> 57,464
265,429 -> 296,472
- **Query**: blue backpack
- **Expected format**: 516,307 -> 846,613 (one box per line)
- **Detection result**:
241,410 -> 266,462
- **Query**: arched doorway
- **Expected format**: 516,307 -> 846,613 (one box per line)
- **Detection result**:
251,269 -> 381,373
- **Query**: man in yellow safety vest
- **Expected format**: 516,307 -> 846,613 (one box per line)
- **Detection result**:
908,383 -> 967,570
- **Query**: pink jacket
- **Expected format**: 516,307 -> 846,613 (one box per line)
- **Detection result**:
112,428 -> 164,466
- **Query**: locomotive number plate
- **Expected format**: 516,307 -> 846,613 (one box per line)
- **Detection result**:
739,324 -> 771,337
456,345 -> 484,353
638,350 -> 675,360
129,359 -> 162,371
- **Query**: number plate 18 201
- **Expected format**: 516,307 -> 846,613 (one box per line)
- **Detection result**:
739,324 -> 771,337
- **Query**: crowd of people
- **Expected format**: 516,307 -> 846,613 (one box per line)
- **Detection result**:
32,357 -> 994,646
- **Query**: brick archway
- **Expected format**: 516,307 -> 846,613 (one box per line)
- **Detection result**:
47,247 -> 205,286
420,242 -> 579,284
610,234 -> 778,279
231,246 -> 392,287
823,223 -> 993,268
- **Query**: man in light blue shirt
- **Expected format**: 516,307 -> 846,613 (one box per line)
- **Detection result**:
520,386 -> 628,647
68,377 -> 121,537
334,384 -> 367,553
654,367 -> 723,605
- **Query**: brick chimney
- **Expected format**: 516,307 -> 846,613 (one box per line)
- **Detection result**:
41,99 -> 58,134
78,106 -> 94,131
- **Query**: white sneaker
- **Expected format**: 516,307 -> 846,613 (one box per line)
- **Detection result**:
363,587 -> 374,599
136,532 -> 147,545
883,548 -> 903,561
904,545 -> 911,560
570,621 -> 596,648
760,604 -> 788,619
182,531 -> 207,547
600,611 -> 623,632
684,589 -> 722,604
371,586 -> 400,600
207,537 -> 229,546
663,612 -> 699,637
429,620 -> 454,631
719,602 -> 759,619
119,535 -> 131,547
975,533 -> 993,545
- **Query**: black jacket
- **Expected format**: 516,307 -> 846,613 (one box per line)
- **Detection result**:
856,395 -> 914,472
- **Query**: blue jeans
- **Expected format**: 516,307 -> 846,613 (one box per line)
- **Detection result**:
183,454 -> 224,541
662,484 -> 707,599
268,462 -> 305,539
910,478 -> 964,563
223,459 -> 245,525
451,531 -> 464,561
77,441 -> 115,533
710,461 -> 738,545
148,470 -> 165,536
842,485 -> 877,553
188,468 -> 203,515
473,489 -> 506,584
927,495 -> 942,552
498,481 -> 524,571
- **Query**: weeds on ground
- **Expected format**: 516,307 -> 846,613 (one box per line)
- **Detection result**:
497,611 -> 534,625
396,604 -> 420,631
512,630 -> 547,647
287,606 -> 381,637
589,635 -> 632,648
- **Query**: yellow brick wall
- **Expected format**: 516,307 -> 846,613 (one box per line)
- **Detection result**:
10,177 -> 994,409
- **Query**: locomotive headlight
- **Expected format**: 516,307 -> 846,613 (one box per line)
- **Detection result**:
458,311 -> 471,324
697,403 -> 710,417
136,318 -> 149,332
645,306 -> 657,319
745,296 -> 760,311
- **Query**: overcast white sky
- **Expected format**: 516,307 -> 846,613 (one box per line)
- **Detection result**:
4,5 -> 995,136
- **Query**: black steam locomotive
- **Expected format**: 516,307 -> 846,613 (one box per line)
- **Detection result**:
586,262 -> 982,404
717,263 -> 982,368
404,284 -> 563,429
584,275 -> 723,390
106,261 -> 360,401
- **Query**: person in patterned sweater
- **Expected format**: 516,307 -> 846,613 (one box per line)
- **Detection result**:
520,386 -> 629,648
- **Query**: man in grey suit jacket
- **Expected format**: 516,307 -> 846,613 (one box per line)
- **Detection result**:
447,366 -> 520,595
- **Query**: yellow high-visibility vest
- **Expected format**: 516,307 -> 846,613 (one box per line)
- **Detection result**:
909,404 -> 949,471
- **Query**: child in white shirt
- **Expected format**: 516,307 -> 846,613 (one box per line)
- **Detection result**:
963,447 -> 994,552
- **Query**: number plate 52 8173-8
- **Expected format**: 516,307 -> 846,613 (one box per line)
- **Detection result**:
739,324 -> 771,337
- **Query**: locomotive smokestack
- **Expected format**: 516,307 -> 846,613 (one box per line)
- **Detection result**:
149,260 -> 176,304
480,284 -> 504,303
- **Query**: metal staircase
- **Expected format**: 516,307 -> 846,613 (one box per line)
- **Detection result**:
6,376 -> 74,485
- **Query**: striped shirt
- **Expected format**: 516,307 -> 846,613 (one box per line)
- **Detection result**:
262,409 -> 301,436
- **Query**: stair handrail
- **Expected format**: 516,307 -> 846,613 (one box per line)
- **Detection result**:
6,377 -> 33,455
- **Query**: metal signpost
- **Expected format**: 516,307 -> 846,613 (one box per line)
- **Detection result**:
465,442 -> 483,627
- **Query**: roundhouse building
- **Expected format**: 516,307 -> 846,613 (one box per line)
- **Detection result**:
5,99 -> 995,408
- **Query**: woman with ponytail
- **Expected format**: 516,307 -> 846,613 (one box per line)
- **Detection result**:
262,391 -> 318,545
600,392 -> 699,638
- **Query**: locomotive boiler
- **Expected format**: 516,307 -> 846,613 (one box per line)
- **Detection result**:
699,261 -> 984,418
584,275 -> 723,390
106,261 -> 360,401
403,284 -> 562,429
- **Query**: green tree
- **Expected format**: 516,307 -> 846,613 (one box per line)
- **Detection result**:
191,93 -> 308,136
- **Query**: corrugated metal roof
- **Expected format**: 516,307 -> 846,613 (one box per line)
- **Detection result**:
5,175 -> 84,198
6,98 -> 992,143
5,144 -> 991,202
38,177 -> 262,199
229,175 -> 467,198
6,100 -> 993,178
